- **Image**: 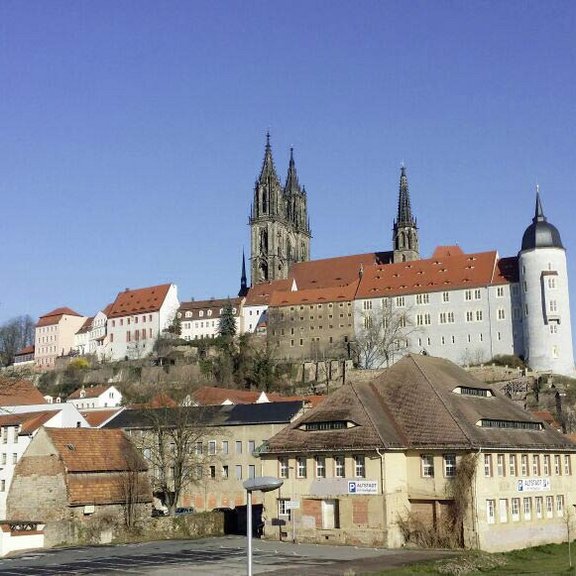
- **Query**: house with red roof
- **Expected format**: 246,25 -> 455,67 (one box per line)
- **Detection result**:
34,307 -> 86,370
106,283 -> 179,361
178,297 -> 242,341
7,427 -> 152,547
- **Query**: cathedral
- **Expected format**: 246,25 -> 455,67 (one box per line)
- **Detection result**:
246,136 -> 575,377
249,133 -> 311,284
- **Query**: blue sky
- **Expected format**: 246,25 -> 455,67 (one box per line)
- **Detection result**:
1,1 -> 575,327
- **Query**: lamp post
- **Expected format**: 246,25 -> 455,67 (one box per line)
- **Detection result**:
243,477 -> 283,576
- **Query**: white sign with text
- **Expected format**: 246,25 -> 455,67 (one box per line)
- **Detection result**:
516,478 -> 551,492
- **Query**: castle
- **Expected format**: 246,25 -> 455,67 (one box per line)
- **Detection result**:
247,135 -> 575,376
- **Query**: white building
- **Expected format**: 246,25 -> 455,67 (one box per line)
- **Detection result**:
106,283 -> 179,361
89,304 -> 113,360
178,297 -> 242,340
67,385 -> 122,411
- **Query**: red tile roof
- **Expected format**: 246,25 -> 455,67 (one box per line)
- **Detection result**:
0,410 -> 57,434
14,345 -> 35,357
289,252 -> 388,290
107,284 -> 172,318
45,427 -> 147,472
76,317 -> 94,335
355,250 -> 517,299
269,279 -> 360,307
80,408 -> 124,428
36,307 -> 83,327
244,280 -> 292,306
0,378 -> 47,406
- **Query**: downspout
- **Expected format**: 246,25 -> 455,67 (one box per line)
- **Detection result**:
472,448 -> 482,550
376,448 -> 387,544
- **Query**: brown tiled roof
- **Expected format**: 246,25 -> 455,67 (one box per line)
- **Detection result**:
264,355 -> 576,454
45,428 -> 148,472
80,409 -> 124,428
68,384 -> 113,400
36,307 -> 82,327
356,250 -> 516,299
179,297 -> 242,318
269,279 -> 360,307
75,317 -> 94,335
14,345 -> 35,357
0,410 -> 57,434
107,284 -> 172,318
244,280 -> 292,306
192,387 -> 263,405
0,378 -> 47,406
289,252 -> 390,290
67,473 -> 151,506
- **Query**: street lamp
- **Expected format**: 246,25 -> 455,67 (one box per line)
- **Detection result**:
243,477 -> 284,576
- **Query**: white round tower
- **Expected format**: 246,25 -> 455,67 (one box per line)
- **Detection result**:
519,191 -> 575,376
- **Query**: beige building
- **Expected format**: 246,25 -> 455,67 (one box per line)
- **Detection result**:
104,401 -> 305,512
34,307 -> 86,370
259,354 -> 576,552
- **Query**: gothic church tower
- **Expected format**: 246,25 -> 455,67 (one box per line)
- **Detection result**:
250,134 -> 311,284
392,166 -> 419,263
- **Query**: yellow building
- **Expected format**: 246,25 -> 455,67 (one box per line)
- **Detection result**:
259,354 -> 576,552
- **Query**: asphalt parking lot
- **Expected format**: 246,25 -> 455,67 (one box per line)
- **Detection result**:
0,536 -> 457,575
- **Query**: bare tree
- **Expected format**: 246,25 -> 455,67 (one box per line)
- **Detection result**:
0,315 -> 35,366
353,306 -> 417,369
130,406 -> 223,515
117,445 -> 151,529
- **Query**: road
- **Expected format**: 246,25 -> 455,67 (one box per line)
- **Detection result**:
0,536 -> 457,575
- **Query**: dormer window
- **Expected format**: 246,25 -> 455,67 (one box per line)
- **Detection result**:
299,420 -> 357,431
199,311 -> 204,318
477,419 -> 543,430
453,386 -> 493,397
185,311 -> 192,318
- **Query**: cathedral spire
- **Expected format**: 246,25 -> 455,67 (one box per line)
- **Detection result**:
238,250 -> 248,297
284,146 -> 302,195
258,131 -> 281,186
392,166 -> 419,263
396,165 -> 414,225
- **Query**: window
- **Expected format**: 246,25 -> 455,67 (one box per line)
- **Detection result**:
235,465 -> 243,480
279,458 -> 289,478
554,454 -> 562,475
535,496 -> 543,519
278,499 -> 290,517
557,495 -> 565,517
315,456 -> 326,478
547,276 -> 557,289
12,453 -> 17,465
466,311 -> 474,322
420,454 -> 434,477
486,499 -> 495,524
511,497 -> 520,521
543,454 -> 551,476
221,441 -> 229,455
222,465 -> 229,478
442,291 -> 450,303
416,293 -> 429,305
499,499 -> 508,523
235,441 -> 243,455
523,497 -> 532,520
546,495 -> 554,518
195,442 -> 203,456
0,480 -> 4,492
509,454 -> 517,476
532,455 -> 540,476
444,454 -> 456,477
334,455 -> 345,478
395,296 -> 405,307
208,441 -> 216,455
249,465 -> 256,479
497,454 -> 505,477
297,456 -> 307,478
497,309 -> 505,320
465,290 -> 472,301
209,465 -> 216,478
476,310 -> 483,321
565,455 -> 571,475
354,455 -> 366,478
484,454 -> 492,477
521,454 -> 529,476
248,440 -> 256,454
474,289 -> 482,300
497,286 -> 505,297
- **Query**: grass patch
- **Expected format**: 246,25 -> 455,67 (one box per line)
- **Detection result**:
366,543 -> 576,575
